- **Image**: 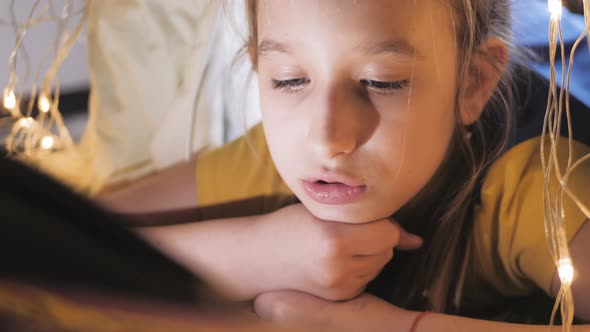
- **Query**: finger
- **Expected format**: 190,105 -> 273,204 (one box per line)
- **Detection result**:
358,269 -> 384,285
352,249 -> 393,276
353,249 -> 393,265
389,219 -> 423,250
336,220 -> 401,255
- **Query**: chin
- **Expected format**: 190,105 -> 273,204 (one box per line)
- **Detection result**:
302,200 -> 394,224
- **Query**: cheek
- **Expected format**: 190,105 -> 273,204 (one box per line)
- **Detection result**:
408,77 -> 457,157
407,119 -> 454,167
259,93 -> 303,179
378,95 -> 456,192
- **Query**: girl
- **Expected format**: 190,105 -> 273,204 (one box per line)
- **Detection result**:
100,0 -> 590,331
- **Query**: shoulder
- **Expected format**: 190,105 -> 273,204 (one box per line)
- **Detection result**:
195,123 -> 292,208
471,136 -> 590,296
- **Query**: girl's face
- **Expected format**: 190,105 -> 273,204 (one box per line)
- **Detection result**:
257,0 -> 460,223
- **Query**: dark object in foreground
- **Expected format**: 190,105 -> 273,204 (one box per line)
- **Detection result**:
0,156 -> 233,331
0,156 -> 212,304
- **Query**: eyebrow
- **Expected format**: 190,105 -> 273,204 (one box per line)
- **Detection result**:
257,38 -> 423,60
355,39 -> 423,59
257,39 -> 292,59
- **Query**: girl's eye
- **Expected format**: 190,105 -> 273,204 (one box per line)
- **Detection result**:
271,77 -> 310,93
361,79 -> 410,94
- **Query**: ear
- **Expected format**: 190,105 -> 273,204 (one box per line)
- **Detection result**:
460,37 -> 509,126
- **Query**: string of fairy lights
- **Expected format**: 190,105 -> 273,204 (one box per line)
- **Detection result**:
1,0 -> 84,156
0,1 -> 589,330
544,0 -> 589,330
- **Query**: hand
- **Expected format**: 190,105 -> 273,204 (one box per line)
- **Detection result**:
254,291 -> 416,332
252,204 -> 422,301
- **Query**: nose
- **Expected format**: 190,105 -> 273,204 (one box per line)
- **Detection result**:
307,84 -> 374,161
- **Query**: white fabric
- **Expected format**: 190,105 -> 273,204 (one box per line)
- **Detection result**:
82,0 -> 221,188
35,0 -> 262,194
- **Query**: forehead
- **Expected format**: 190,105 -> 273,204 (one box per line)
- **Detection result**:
256,0 -> 457,57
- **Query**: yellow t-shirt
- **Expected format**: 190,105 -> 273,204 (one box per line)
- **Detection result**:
196,124 -> 293,209
196,123 -> 590,305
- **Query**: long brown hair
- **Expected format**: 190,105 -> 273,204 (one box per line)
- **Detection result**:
235,0 -> 518,314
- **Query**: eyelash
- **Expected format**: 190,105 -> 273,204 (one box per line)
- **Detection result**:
361,79 -> 410,94
271,78 -> 310,93
270,78 -> 410,94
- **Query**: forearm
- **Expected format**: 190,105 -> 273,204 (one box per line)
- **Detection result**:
136,215 -> 277,301
97,157 -> 199,213
414,312 -> 590,332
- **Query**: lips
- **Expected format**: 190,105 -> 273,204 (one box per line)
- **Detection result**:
303,172 -> 364,187
301,174 -> 367,204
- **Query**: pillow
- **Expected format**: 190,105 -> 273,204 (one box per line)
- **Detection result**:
79,0 -> 222,191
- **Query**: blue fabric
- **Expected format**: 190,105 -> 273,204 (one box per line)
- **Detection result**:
512,0 -> 590,108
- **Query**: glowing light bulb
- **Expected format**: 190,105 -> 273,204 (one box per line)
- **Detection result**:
558,258 -> 574,285
41,136 -> 55,150
38,95 -> 51,113
17,117 -> 34,129
3,89 -> 16,110
548,0 -> 563,19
